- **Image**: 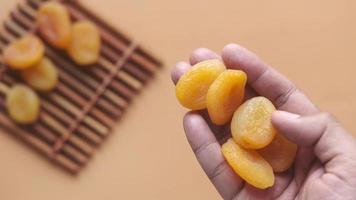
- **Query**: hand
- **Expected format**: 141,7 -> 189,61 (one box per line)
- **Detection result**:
171,44 -> 356,200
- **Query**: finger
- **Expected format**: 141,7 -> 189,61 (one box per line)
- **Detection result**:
171,61 -> 191,85
189,47 -> 258,103
277,146 -> 316,198
189,48 -> 220,65
181,47 -> 257,100
272,111 -> 356,164
198,110 -> 230,144
183,112 -> 244,199
244,84 -> 258,101
171,48 -> 219,84
236,171 -> 293,200
221,43 -> 318,114
293,147 -> 315,189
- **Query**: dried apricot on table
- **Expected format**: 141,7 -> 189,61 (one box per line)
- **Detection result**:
175,59 -> 226,110
21,57 -> 59,92
6,84 -> 40,124
37,1 -> 71,49
3,35 -> 44,70
206,70 -> 246,125
231,96 -> 277,149
222,138 -> 275,189
68,21 -> 101,65
259,133 -> 297,172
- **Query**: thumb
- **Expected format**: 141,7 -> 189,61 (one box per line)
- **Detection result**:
272,111 -> 356,163
271,111 -> 332,146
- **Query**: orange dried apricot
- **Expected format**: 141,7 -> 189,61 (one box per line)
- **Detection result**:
222,138 -> 275,189
68,21 -> 101,65
3,35 -> 44,70
175,59 -> 226,110
37,1 -> 71,49
21,57 -> 59,92
259,133 -> 297,172
231,96 -> 277,149
6,84 -> 40,124
206,70 -> 246,125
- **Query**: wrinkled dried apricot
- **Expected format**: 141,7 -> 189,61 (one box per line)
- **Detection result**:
207,70 -> 246,125
68,21 -> 101,65
222,138 -> 274,189
175,59 -> 226,110
37,1 -> 71,49
231,96 -> 277,149
6,84 -> 40,124
3,35 -> 44,70
259,133 -> 297,172
21,57 -> 59,92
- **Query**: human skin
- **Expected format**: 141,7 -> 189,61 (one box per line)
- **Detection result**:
171,44 -> 356,200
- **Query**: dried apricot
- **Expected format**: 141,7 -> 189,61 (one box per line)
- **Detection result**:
37,1 -> 71,49
68,21 -> 101,65
21,57 -> 59,92
222,138 -> 274,189
259,133 -> 297,172
175,59 -> 226,110
3,35 -> 44,70
6,84 -> 40,124
206,70 -> 246,125
231,96 -> 277,149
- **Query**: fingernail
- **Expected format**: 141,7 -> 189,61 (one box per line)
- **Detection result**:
274,111 -> 300,119
171,62 -> 190,84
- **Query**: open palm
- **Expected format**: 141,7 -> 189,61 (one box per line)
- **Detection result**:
171,44 -> 356,199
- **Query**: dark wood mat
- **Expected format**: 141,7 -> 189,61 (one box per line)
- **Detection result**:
0,0 -> 162,173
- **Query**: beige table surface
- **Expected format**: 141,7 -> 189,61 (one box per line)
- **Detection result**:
0,0 -> 356,199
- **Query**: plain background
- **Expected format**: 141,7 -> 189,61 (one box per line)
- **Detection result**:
0,0 -> 355,199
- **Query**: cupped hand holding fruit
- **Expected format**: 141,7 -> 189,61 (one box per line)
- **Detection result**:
171,45 -> 356,199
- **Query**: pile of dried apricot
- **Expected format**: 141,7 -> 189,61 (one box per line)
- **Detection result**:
2,1 -> 102,124
21,57 -> 59,92
3,35 -> 44,70
175,59 -> 297,189
37,1 -> 72,49
37,1 -> 101,65
68,21 -> 101,65
6,84 -> 40,124
2,34 -> 57,124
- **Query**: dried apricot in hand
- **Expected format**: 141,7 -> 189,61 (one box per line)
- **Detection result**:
21,57 -> 59,92
231,96 -> 277,149
37,1 -> 71,49
222,138 -> 274,189
68,21 -> 101,65
259,133 -> 297,172
207,70 -> 246,125
175,59 -> 226,110
3,35 -> 44,70
6,84 -> 40,124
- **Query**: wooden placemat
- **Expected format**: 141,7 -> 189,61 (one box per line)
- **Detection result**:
0,0 -> 162,173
